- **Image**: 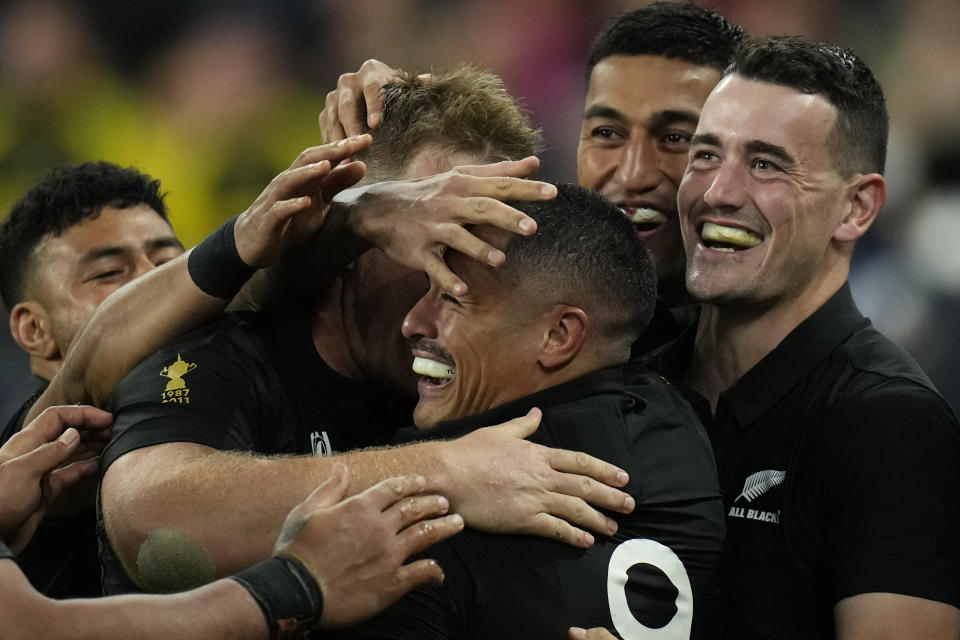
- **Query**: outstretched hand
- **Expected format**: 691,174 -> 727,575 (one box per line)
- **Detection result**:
0,405 -> 112,552
441,408 -> 635,548
233,135 -> 373,269
274,463 -> 464,629
337,156 -> 554,295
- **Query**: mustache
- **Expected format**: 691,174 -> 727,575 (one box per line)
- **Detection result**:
409,338 -> 455,366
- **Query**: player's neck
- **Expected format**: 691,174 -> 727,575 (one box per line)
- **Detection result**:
686,274 -> 847,413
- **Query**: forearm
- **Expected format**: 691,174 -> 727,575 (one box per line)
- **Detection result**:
103,441 -> 453,587
1,559 -> 266,640
27,251 -> 227,421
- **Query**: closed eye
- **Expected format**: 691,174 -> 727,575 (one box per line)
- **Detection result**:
441,293 -> 462,306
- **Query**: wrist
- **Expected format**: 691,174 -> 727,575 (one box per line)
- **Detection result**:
187,216 -> 255,299
231,555 -> 324,638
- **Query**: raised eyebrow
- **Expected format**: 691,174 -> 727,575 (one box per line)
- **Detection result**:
744,140 -> 796,167
583,104 -> 627,122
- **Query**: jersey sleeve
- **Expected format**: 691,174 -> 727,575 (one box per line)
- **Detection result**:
821,381 -> 960,607
101,328 -> 267,472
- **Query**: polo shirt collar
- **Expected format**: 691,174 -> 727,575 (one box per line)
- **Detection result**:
722,282 -> 867,426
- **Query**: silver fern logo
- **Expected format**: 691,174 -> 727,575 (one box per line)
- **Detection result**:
737,470 -> 785,503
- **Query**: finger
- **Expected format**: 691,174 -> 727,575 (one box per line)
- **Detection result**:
452,175 -> 554,211
319,161 -> 368,201
288,136 -> 372,171
569,628 -> 587,640
14,406 -> 113,451
270,161 -> 331,201
453,196 -> 536,237
396,512 -> 464,558
421,252 -> 468,298
321,90 -> 346,143
10,428 -> 82,480
488,407 -> 542,440
435,223 -> 506,268
392,557 -> 446,597
361,474 -> 428,511
45,457 -> 99,502
528,512 -> 594,549
455,156 -> 542,180
337,85 -> 365,138
362,79 -> 385,130
543,492 -> 618,537
551,473 -> 634,517
548,448 -> 630,491
301,462 -> 351,509
383,494 -> 449,532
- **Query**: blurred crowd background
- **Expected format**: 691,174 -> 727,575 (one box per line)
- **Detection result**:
2,0 -> 959,416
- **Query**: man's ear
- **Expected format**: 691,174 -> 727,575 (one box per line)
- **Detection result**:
10,301 -> 59,360
834,173 -> 886,243
538,306 -> 588,369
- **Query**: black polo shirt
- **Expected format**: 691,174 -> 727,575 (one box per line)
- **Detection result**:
99,306 -> 414,593
646,284 -> 960,639
348,366 -> 725,640
0,381 -> 102,599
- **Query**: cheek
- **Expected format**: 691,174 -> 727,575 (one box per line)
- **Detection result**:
661,154 -> 689,186
577,146 -> 615,191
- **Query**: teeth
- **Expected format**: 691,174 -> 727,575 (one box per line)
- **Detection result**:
701,222 -> 761,248
621,207 -> 667,225
412,357 -> 455,380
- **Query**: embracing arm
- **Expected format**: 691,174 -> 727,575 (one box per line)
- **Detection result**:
103,410 -> 632,592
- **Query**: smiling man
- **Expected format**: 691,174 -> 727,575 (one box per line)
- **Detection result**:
577,3 -> 743,317
0,162 -> 183,598
347,184 -> 725,639
644,36 -> 960,638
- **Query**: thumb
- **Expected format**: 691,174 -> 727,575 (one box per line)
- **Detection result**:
301,462 -> 351,509
492,407 -> 541,439
16,428 -> 81,480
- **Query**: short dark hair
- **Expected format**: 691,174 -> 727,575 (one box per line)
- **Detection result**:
501,184 -> 657,351
728,36 -> 888,176
0,161 -> 168,309
586,2 -> 744,82
356,64 -> 543,181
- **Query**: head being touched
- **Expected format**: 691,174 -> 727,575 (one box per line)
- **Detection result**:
402,183 -> 657,428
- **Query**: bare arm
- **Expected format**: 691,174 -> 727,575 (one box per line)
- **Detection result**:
835,593 -> 960,640
102,410 -> 632,592
3,466 -> 461,639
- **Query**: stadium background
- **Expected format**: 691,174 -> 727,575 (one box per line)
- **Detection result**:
2,0 -> 958,415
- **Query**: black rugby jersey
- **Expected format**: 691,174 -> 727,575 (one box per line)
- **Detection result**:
646,284 -> 960,639
99,306 -> 414,594
347,366 -> 725,640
